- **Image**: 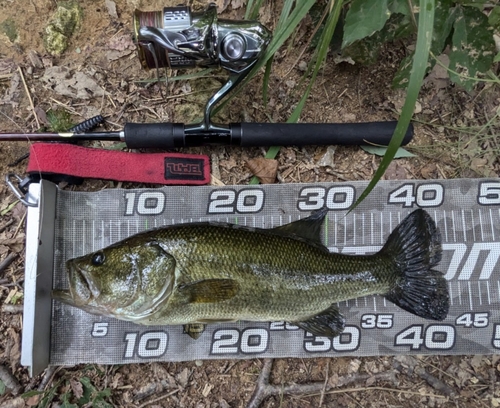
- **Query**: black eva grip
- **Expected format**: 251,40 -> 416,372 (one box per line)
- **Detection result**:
232,121 -> 413,147
124,122 -> 185,149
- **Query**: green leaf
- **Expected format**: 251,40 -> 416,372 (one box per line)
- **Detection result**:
388,0 -> 414,16
361,145 -> 416,157
0,380 -> 6,396
494,52 -> 500,63
245,0 -> 265,20
351,0 -> 435,211
488,6 -> 500,30
449,6 -> 496,91
393,0 -> 455,88
343,0 -> 391,47
455,0 -> 488,8
343,13 -> 413,65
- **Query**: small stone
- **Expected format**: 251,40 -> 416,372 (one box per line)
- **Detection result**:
298,61 -> 308,71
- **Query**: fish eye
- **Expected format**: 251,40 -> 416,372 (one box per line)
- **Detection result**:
91,252 -> 105,266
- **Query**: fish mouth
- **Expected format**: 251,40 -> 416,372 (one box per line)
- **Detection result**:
52,260 -> 94,306
52,289 -> 75,305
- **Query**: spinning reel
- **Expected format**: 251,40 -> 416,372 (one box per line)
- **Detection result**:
133,3 -> 271,134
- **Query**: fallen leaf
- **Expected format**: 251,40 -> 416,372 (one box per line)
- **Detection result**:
383,161 -> 408,180
70,378 -> 84,399
361,145 -> 416,158
177,367 -> 190,388
231,0 -> 245,8
420,163 -> 437,179
0,58 -> 16,75
246,158 -> 278,184
106,35 -> 135,61
105,0 -> 118,19
215,0 -> 231,12
7,328 -> 21,370
2,71 -> 20,108
41,66 -> 107,99
317,146 -> 336,169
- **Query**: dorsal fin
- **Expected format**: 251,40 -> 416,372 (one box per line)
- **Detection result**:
272,208 -> 328,246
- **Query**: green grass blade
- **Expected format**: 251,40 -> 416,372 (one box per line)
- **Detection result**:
349,0 -> 435,212
289,0 -> 344,122
213,0 -> 315,116
262,57 -> 274,106
245,0 -> 265,20
249,1 -> 344,185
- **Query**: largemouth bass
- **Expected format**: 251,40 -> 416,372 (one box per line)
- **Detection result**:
53,209 -> 449,339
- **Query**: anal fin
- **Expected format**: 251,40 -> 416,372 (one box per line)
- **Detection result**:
183,323 -> 206,340
293,304 -> 345,338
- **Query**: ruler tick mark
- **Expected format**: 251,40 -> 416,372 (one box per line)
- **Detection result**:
449,282 -> 454,306
477,281 -> 482,306
461,210 -> 467,242
486,281 -> 491,305
478,210 -> 484,241
457,281 -> 462,305
490,209 -> 495,241
468,281 -> 473,310
443,210 -> 448,242
451,211 -> 456,242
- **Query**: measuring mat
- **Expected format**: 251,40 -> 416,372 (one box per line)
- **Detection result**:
21,179 -> 500,375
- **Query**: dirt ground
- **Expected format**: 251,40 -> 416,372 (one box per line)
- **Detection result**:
0,0 -> 500,407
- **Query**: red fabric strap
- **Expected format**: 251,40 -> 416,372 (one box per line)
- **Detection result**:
26,143 -> 210,185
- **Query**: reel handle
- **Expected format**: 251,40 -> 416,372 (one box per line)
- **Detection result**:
123,121 -> 413,148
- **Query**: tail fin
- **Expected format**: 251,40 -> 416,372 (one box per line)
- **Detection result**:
382,209 -> 449,321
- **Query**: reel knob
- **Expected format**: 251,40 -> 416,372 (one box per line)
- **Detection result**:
221,33 -> 246,61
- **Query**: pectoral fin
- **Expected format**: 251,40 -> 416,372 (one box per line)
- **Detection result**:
293,304 -> 345,338
178,279 -> 239,303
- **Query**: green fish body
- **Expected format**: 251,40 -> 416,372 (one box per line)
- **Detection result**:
53,209 -> 449,339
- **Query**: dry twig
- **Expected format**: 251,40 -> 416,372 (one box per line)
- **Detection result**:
18,66 -> 40,129
0,253 -> 18,275
1,304 -> 23,314
247,359 -> 399,407
393,356 -> 457,398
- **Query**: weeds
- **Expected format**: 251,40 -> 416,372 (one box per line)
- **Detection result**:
238,0 -> 499,200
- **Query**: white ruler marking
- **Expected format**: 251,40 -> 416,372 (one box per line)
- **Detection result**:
468,281 -> 473,310
380,212 -> 383,244
334,214 -> 338,246
486,281 -> 491,305
443,210 -> 449,242
371,213 -> 374,246
353,214 -> 356,246
490,209 -> 495,241
477,281 -> 482,306
478,210 -> 484,241
451,211 -> 457,242
373,296 -> 377,312
461,210 -> 467,242
470,210 -> 476,242
362,213 -> 365,245
449,282 -> 454,306
458,281 -> 462,305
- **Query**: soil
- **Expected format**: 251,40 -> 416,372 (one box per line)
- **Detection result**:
1,0 -> 500,407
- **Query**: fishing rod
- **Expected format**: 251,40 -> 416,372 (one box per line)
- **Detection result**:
0,4 -> 413,147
